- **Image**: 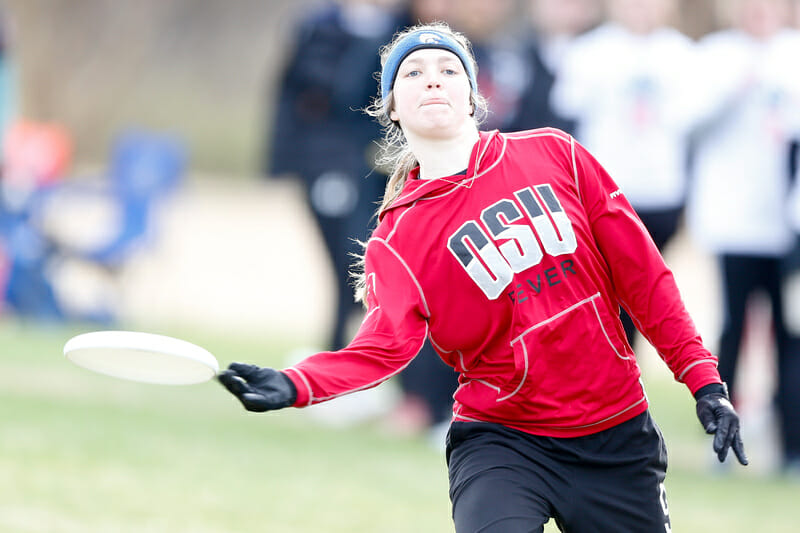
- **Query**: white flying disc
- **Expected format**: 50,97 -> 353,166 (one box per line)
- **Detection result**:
64,331 -> 219,385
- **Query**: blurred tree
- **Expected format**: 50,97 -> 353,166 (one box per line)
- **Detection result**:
0,0 -> 723,175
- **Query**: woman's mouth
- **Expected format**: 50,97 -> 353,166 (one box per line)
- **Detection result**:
421,98 -> 448,107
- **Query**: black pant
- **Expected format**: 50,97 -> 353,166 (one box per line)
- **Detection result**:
779,336 -> 800,463
305,171 -> 383,351
717,254 -> 788,395
718,253 -> 800,463
446,412 -> 670,532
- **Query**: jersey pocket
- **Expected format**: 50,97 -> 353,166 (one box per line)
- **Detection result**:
499,293 -> 632,406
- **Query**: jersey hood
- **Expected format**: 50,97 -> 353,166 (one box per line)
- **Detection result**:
380,130 -> 504,219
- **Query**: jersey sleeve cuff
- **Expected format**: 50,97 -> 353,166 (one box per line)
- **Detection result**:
282,367 -> 311,407
680,360 -> 722,396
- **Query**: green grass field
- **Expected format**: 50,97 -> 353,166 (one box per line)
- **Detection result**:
0,320 -> 797,532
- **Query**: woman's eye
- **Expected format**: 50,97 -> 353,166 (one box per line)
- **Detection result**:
444,68 -> 457,75
406,70 -> 420,77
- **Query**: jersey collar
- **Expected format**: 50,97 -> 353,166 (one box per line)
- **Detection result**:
382,130 -> 500,217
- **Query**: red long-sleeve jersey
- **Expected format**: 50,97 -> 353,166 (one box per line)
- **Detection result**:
283,128 -> 721,437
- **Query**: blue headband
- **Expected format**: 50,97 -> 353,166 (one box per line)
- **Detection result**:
380,29 -> 478,103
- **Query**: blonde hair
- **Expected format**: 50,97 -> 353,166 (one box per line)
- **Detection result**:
352,22 -> 489,304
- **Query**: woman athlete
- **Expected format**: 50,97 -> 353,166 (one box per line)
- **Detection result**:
219,22 -> 747,532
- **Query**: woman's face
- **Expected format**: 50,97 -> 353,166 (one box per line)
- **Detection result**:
730,0 -> 790,37
389,48 -> 474,140
607,0 -> 675,34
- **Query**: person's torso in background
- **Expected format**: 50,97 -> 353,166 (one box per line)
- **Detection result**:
551,23 -> 697,211
269,3 -> 397,181
688,29 -> 800,255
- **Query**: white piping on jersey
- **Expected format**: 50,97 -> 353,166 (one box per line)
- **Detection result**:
678,359 -> 717,382
452,413 -> 484,423
474,292 -> 628,403
502,128 -> 571,142
379,129 -> 595,407
474,379 -> 501,393
497,339 -> 529,401
511,293 -> 601,345
392,171 -> 454,206
428,334 -> 469,373
392,129 -> 575,214
503,129 -> 579,201
570,135 -> 580,202
639,377 -> 649,403
422,181 -> 475,201
457,129 -> 505,189
620,299 -> 660,358
452,396 -> 647,430
562,396 -> 646,429
401,129 -> 576,206
309,322 -> 431,404
619,291 -> 706,380
372,237 -> 431,318
423,129 -> 501,192
590,296 -> 631,361
390,130 -> 505,206
493,292 -> 625,402
385,200 -> 418,243
283,367 -> 314,407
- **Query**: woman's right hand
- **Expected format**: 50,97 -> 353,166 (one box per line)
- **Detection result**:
218,363 -> 297,412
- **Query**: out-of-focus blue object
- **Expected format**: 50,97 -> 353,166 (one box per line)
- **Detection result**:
83,130 -> 187,267
3,128 -> 188,323
0,120 -> 73,321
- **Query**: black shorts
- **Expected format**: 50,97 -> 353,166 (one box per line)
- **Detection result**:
446,411 -> 670,533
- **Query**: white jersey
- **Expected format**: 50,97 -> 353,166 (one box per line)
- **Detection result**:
550,23 -> 697,211
687,29 -> 800,256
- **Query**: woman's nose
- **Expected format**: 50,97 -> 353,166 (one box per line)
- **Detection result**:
426,76 -> 441,88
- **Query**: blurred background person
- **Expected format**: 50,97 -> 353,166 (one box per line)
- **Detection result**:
399,0 -> 454,25
449,0 -> 574,133
0,121 -> 72,321
268,0 -> 463,439
550,0 -> 697,344
527,0 -> 604,74
266,0 -> 402,353
0,11 -> 74,322
687,0 -> 800,473
778,0 -> 800,478
449,0 -> 524,131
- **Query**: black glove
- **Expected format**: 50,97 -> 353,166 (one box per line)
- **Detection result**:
695,383 -> 748,465
218,362 -> 297,412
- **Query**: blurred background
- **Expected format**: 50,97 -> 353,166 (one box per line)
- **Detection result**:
0,0 -> 728,338
2,0 -> 717,173
0,0 -> 799,531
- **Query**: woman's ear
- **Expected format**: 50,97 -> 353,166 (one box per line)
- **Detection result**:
389,109 -> 399,122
